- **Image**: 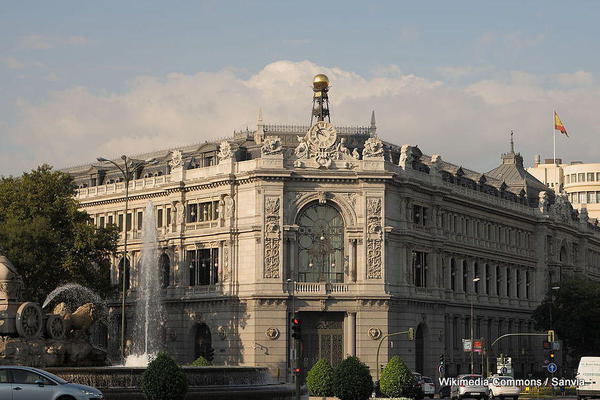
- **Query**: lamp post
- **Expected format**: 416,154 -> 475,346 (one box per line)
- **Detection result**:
471,277 -> 480,374
97,155 -> 156,362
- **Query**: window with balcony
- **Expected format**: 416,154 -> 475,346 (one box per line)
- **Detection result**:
412,251 -> 428,287
187,248 -> 219,286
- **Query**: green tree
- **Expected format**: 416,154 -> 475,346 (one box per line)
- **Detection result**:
532,277 -> 600,364
379,355 -> 417,398
306,358 -> 334,396
0,165 -> 118,302
332,356 -> 373,400
142,351 -> 188,400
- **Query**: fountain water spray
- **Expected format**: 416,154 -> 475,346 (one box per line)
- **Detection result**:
125,201 -> 164,366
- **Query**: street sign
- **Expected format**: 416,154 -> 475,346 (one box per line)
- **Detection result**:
501,367 -> 508,375
552,341 -> 561,351
463,339 -> 473,352
473,339 -> 483,353
548,363 -> 558,373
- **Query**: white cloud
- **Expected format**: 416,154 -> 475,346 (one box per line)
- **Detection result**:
3,60 -> 600,176
21,34 -> 89,50
555,70 -> 594,87
1,57 -> 25,69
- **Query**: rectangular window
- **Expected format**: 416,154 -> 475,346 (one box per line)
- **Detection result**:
187,203 -> 198,223
126,213 -> 132,231
188,248 -> 219,286
506,268 -> 511,297
166,207 -> 171,226
566,175 -> 570,184
597,172 -> 600,181
474,264 -> 480,293
485,264 -> 490,294
580,192 -> 587,204
526,271 -> 530,299
108,215 -> 114,226
157,209 -> 163,228
199,201 -> 219,222
571,174 -> 577,183
99,216 -> 105,228
589,192 -> 596,204
496,266 -> 501,296
137,211 -> 143,230
412,251 -> 428,287
588,173 -> 595,182
412,205 -> 429,226
118,214 -> 124,232
597,192 -> 600,203
579,173 -> 586,182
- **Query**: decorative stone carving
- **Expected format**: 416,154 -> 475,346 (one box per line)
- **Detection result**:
362,137 -> 384,158
265,327 -> 280,340
264,196 -> 281,278
218,140 -> 233,161
430,154 -> 443,176
399,144 -> 417,169
175,201 -> 185,231
550,192 -> 572,222
580,207 -> 590,224
169,150 -> 183,169
538,191 -> 549,213
367,198 -> 383,279
351,148 -> 361,160
317,191 -> 327,205
261,136 -> 283,156
224,196 -> 235,218
222,243 -> 230,282
217,325 -> 226,340
368,327 -> 382,340
294,121 -> 354,168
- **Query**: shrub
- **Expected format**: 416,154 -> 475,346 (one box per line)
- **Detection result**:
379,355 -> 417,398
141,351 -> 188,400
306,358 -> 334,396
332,356 -> 374,400
191,356 -> 211,366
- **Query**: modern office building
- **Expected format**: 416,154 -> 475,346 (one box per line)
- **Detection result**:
65,75 -> 600,380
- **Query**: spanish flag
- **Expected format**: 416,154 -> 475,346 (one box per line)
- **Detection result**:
554,111 -> 568,137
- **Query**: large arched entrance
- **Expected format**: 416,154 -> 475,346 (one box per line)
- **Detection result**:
193,323 -> 213,362
296,202 -> 345,283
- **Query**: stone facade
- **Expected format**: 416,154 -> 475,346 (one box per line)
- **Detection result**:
64,115 -> 600,380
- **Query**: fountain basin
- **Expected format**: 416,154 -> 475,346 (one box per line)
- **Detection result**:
47,366 -> 299,400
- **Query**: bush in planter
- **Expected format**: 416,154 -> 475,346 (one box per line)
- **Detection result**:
191,355 -> 211,366
379,355 -> 417,398
332,356 -> 374,400
141,352 -> 188,400
306,358 -> 334,396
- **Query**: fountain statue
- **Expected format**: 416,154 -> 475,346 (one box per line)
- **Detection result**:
0,249 -> 108,366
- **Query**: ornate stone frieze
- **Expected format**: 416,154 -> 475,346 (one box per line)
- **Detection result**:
218,140 -> 233,161
169,150 -> 183,169
261,136 -> 283,156
368,327 -> 382,340
362,137 -> 384,159
366,198 -> 383,279
265,327 -> 280,340
264,196 -> 281,278
222,243 -> 230,282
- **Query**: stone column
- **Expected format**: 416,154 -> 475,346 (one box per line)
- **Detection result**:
346,312 -> 356,357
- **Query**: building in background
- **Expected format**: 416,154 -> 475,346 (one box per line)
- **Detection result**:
528,157 -> 600,221
64,75 -> 600,380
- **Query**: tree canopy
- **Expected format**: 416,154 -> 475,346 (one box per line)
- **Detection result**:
0,165 -> 118,303
532,277 -> 600,362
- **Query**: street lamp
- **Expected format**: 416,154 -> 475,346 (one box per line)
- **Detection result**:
97,155 -> 157,361
471,277 -> 480,374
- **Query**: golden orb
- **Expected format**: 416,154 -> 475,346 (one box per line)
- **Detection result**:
313,74 -> 330,91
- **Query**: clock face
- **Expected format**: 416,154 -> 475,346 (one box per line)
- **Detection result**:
307,121 -> 337,148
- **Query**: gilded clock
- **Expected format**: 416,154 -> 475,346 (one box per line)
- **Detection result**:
307,121 -> 337,148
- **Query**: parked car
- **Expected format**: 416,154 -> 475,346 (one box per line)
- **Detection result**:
421,375 -> 436,398
413,372 -> 426,400
488,375 -> 520,400
451,374 -> 490,400
0,365 -> 103,400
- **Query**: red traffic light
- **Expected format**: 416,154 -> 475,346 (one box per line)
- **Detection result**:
292,317 -> 300,325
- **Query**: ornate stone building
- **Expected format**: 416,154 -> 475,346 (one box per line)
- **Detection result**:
64,75 -> 600,380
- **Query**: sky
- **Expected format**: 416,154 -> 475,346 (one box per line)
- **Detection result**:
1,1 -> 600,176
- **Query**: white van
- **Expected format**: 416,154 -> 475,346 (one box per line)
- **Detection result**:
577,357 -> 600,400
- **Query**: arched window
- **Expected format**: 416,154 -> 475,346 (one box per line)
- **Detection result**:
193,323 -> 213,362
297,202 -> 345,283
160,253 -> 170,289
118,257 -> 131,291
559,245 -> 568,263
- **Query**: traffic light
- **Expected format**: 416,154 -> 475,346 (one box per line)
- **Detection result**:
439,354 -> 445,365
408,327 -> 415,341
547,330 -> 555,342
549,351 -> 555,360
291,315 -> 302,340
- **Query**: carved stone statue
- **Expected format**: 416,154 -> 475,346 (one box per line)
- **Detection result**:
175,201 -> 185,229
261,136 -> 283,156
399,144 -> 416,169
295,135 -> 309,159
580,206 -> 590,224
362,137 -> 384,158
218,140 -> 233,161
538,191 -> 550,213
352,148 -> 361,160
430,154 -> 443,176
224,195 -> 235,218
169,150 -> 183,169
53,302 -> 99,336
336,138 -> 351,157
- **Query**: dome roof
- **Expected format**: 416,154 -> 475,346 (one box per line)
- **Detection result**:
313,74 -> 330,91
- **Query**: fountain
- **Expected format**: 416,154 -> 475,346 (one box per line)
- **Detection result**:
125,201 -> 164,366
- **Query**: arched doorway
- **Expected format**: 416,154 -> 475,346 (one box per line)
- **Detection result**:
193,323 -> 214,362
118,257 -> 131,291
415,323 -> 426,374
297,202 -> 345,283
159,253 -> 170,288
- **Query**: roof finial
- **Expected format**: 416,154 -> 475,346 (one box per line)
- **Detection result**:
510,130 -> 515,153
370,110 -> 377,136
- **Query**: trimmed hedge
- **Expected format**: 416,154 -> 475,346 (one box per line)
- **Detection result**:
141,352 -> 188,400
332,356 -> 374,400
379,355 -> 417,398
190,356 -> 211,366
306,358 -> 334,396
